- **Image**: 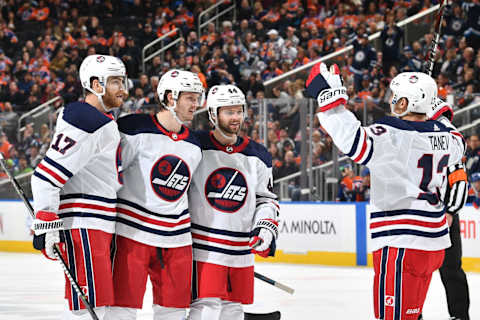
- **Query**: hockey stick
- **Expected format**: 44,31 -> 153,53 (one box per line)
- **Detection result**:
424,0 -> 448,76
0,154 -> 99,320
245,311 -> 281,320
254,272 -> 295,294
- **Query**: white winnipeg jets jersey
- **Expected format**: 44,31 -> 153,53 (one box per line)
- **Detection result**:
189,131 -> 280,268
31,102 -> 122,233
318,107 -> 465,252
116,114 -> 202,247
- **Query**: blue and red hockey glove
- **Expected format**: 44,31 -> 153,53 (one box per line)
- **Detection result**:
249,219 -> 278,258
305,62 -> 349,112
427,97 -> 454,122
32,210 -> 65,260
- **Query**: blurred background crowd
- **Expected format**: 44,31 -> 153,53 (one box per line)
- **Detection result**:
0,0 -> 480,202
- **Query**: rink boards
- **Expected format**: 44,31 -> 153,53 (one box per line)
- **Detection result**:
256,202 -> 480,273
1,200 -> 480,272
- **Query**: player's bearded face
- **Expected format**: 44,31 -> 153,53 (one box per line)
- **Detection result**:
217,105 -> 244,135
176,92 -> 202,122
103,76 -> 127,109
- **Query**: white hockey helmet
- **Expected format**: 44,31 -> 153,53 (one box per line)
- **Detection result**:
207,84 -> 247,127
79,54 -> 127,111
389,72 -> 437,117
157,69 -> 204,105
157,69 -> 204,124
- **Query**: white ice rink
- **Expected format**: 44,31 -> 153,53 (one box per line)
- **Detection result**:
0,252 -> 479,320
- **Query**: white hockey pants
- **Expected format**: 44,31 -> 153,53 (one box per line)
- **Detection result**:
189,298 -> 243,320
107,305 -> 187,320
62,306 -> 109,320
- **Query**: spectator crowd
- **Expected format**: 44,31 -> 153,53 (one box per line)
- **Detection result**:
0,0 -> 480,200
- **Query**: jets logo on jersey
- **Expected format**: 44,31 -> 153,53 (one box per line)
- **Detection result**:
150,155 -> 191,202
205,167 -> 248,213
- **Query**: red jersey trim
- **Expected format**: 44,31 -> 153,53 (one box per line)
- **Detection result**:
151,114 -> 190,141
209,131 -> 250,153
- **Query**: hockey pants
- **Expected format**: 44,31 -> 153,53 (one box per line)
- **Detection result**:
189,297 -> 243,320
62,306 -> 109,320
107,306 -> 187,319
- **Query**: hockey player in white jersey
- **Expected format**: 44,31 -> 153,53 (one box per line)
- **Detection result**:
188,85 -> 280,320
31,54 -> 127,319
421,99 -> 470,320
305,63 -> 465,320
109,69 -> 204,320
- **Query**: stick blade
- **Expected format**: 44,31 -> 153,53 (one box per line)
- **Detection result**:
245,311 -> 281,320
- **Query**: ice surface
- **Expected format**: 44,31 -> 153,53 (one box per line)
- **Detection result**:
0,252 -> 478,319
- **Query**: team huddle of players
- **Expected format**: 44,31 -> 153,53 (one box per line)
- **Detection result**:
30,54 -> 279,320
30,53 -> 469,320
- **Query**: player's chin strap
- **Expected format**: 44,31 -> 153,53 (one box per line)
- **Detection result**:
216,126 -> 237,144
390,94 -> 409,118
212,111 -> 239,145
163,100 -> 186,126
86,87 -> 113,113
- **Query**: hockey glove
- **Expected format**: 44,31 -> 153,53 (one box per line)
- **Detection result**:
427,97 -> 454,122
443,163 -> 468,214
305,62 -> 348,112
32,211 -> 65,260
249,219 -> 278,258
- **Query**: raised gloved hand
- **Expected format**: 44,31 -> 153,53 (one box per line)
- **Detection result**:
305,62 -> 349,112
427,97 -> 454,122
249,219 -> 278,258
32,211 -> 65,260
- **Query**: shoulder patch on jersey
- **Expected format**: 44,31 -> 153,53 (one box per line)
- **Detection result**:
117,114 -> 156,135
62,102 -> 113,133
194,130 -> 214,149
183,129 -> 202,149
375,116 -> 451,133
240,139 -> 272,168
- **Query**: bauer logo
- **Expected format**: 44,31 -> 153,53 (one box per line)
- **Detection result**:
96,56 -> 105,63
205,167 -> 248,213
151,155 -> 190,202
317,88 -> 346,103
406,308 -> 420,314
